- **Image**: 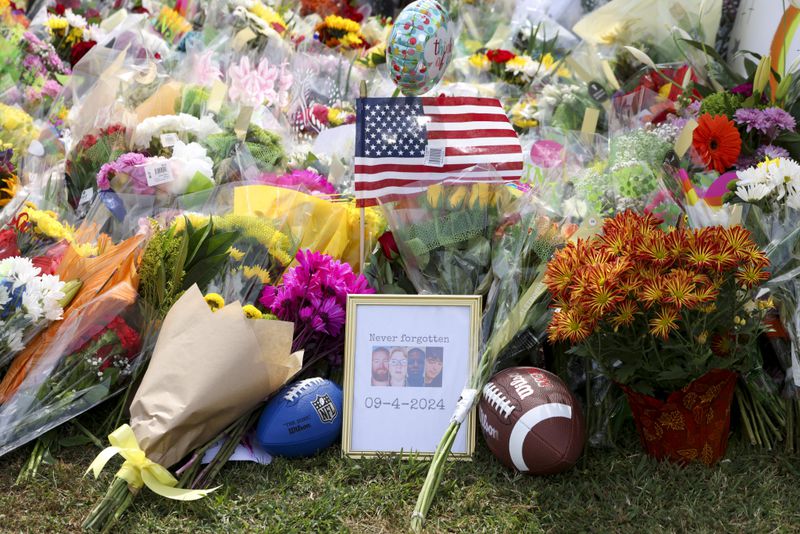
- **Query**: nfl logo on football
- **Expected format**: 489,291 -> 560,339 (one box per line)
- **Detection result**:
312,394 -> 338,424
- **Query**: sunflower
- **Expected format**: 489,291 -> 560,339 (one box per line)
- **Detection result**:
692,114 -> 742,173
0,172 -> 18,207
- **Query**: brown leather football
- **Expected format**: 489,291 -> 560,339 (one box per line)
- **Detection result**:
478,367 -> 585,475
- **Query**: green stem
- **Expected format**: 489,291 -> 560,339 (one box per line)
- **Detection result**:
410,422 -> 459,533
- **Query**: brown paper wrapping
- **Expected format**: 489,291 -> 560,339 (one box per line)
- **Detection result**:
129,285 -> 300,468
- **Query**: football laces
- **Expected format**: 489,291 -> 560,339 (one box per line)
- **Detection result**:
283,377 -> 325,401
482,383 -> 515,419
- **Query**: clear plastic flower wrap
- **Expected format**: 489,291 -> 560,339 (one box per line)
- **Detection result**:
0,231 -> 146,458
394,172 -> 595,530
0,277 -> 146,458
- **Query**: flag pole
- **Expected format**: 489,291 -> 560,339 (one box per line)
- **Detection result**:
359,80 -> 367,271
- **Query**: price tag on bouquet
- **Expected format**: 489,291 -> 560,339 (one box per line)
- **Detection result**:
341,295 -> 480,459
160,133 -> 179,147
144,161 -> 174,187
79,188 -> 94,206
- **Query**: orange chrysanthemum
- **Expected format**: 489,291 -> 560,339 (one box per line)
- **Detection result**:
692,113 -> 742,173
736,263 -> 770,288
663,269 -> 698,309
649,307 -> 680,339
609,300 -> 638,329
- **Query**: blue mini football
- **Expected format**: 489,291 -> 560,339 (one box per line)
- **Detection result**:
255,377 -> 343,458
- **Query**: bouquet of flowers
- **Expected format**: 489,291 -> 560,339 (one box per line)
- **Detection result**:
726,156 -> 800,451
175,249 -> 372,491
96,141 -> 215,199
0,233 -> 144,459
66,124 -> 128,209
410,190 -> 584,531
83,285 -> 300,532
0,256 -> 79,373
314,14 -> 368,49
0,103 -> 40,168
42,7 -> 100,65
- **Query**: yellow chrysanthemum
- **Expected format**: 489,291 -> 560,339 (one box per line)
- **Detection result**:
249,3 -> 286,32
20,206 -> 99,256
46,16 -> 69,31
242,264 -> 272,285
468,53 -> 490,71
65,27 -> 84,46
204,293 -> 225,311
325,15 -> 361,34
242,304 -> 263,319
0,103 -> 35,131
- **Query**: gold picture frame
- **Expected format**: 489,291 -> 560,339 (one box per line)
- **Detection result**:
342,294 -> 481,459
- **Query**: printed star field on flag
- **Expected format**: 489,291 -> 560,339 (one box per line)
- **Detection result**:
354,96 -> 524,207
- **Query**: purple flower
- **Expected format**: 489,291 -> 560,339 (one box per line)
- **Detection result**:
259,249 -> 373,341
762,107 -> 796,133
735,107 -> 796,139
41,79 -> 62,98
96,152 -> 153,193
734,108 -> 767,133
22,54 -> 44,74
737,144 -> 791,168
731,83 -> 753,97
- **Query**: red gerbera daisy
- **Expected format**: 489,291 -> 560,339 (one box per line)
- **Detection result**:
692,113 -> 742,173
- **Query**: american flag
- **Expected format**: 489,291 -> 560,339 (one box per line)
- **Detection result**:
354,96 -> 523,207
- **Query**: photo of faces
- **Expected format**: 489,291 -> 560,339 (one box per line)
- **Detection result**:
370,346 -> 444,388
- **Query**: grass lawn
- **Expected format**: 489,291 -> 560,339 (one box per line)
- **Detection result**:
1,428 -> 799,533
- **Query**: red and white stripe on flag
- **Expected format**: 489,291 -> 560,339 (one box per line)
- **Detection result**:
354,96 -> 523,207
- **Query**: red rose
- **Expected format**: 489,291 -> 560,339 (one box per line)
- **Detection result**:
70,40 -> 97,68
486,49 -> 515,64
0,229 -> 20,260
378,231 -> 399,259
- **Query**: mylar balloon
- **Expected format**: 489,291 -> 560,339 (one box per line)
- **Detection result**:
386,0 -> 454,96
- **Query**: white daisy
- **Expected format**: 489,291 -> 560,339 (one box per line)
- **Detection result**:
65,9 -> 88,29
736,182 -> 773,202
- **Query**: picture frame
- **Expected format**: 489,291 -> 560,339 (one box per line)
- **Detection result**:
342,294 -> 481,459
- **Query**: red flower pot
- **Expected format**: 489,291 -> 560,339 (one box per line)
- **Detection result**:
620,369 -> 737,466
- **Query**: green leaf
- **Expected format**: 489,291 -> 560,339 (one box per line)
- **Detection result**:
775,131 -> 800,161
182,253 -> 233,290
186,217 -> 213,267
203,229 -> 239,257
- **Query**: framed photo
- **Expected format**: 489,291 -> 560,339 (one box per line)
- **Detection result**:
342,294 -> 481,458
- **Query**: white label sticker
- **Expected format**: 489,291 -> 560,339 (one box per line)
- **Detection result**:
79,188 -> 94,205
424,145 -> 445,167
145,161 -> 173,187
160,133 -> 179,147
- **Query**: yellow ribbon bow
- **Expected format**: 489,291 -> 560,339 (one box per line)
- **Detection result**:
86,424 -> 218,501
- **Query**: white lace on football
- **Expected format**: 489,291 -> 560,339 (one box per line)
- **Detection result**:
482,383 -> 515,419
283,377 -> 325,401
